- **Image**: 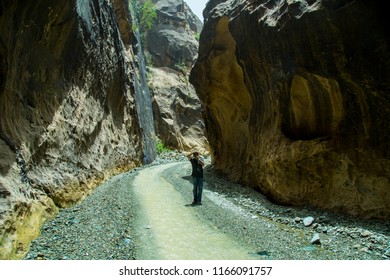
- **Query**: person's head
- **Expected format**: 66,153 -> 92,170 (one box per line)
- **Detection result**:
193,151 -> 199,157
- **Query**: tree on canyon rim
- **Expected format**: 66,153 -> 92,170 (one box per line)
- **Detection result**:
131,0 -> 157,36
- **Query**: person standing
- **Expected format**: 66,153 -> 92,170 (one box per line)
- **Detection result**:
187,151 -> 205,205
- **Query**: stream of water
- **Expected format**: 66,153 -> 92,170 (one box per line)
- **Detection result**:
130,14 -> 156,164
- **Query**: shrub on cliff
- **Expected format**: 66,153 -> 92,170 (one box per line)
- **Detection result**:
131,0 -> 157,34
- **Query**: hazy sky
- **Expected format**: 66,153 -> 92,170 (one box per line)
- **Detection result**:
185,0 -> 208,20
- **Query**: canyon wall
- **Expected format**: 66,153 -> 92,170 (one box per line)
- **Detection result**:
146,0 -> 209,153
0,0 -> 146,259
191,0 -> 390,218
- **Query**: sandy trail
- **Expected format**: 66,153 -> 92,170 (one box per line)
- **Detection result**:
132,162 -> 257,260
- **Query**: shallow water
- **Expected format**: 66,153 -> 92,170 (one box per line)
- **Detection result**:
132,162 -> 257,260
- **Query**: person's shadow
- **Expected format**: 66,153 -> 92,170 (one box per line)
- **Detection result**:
181,175 -> 192,182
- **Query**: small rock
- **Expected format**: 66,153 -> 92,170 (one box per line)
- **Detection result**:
294,217 -> 301,223
124,238 -> 132,245
359,247 -> 371,253
312,223 -> 319,229
310,233 -> 321,245
303,216 -> 315,227
361,230 -> 372,237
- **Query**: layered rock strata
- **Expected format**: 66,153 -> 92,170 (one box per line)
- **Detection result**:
0,0 -> 145,259
191,0 -> 390,218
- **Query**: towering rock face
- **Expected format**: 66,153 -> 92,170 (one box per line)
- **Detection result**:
0,0 -> 145,259
146,0 -> 208,153
191,0 -> 390,218
148,67 -> 209,153
147,0 -> 202,69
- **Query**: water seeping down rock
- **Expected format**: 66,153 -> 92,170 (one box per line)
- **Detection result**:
0,0 -> 155,259
190,0 -> 390,219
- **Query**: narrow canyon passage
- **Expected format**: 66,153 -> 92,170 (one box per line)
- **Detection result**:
2,0 -> 388,265
24,160 -> 389,260
132,162 -> 257,260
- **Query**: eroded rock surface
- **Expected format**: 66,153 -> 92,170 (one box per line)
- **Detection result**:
149,67 -> 209,153
191,0 -> 390,218
147,0 -> 202,69
0,0 -> 144,259
146,0 -> 208,153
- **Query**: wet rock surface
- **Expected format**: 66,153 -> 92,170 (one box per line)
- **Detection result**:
25,153 -> 390,260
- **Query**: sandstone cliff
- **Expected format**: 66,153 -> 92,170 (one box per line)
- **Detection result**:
191,0 -> 390,218
146,0 -> 208,153
0,0 -> 150,259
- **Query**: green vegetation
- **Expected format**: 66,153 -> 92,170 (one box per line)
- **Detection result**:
174,59 -> 189,73
140,0 -> 157,32
156,138 -> 172,154
194,32 -> 200,42
130,0 -> 157,34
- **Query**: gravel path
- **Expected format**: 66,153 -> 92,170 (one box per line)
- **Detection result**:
131,162 -> 259,260
24,154 -> 390,260
164,160 -> 390,260
24,170 -> 139,260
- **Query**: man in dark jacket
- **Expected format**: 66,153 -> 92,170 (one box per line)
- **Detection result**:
187,151 -> 205,205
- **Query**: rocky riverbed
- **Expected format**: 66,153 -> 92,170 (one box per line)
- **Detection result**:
24,152 -> 390,260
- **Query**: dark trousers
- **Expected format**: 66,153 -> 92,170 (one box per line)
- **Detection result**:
192,176 -> 203,203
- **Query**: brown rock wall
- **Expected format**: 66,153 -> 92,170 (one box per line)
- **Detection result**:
191,0 -> 390,218
0,0 -> 143,259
